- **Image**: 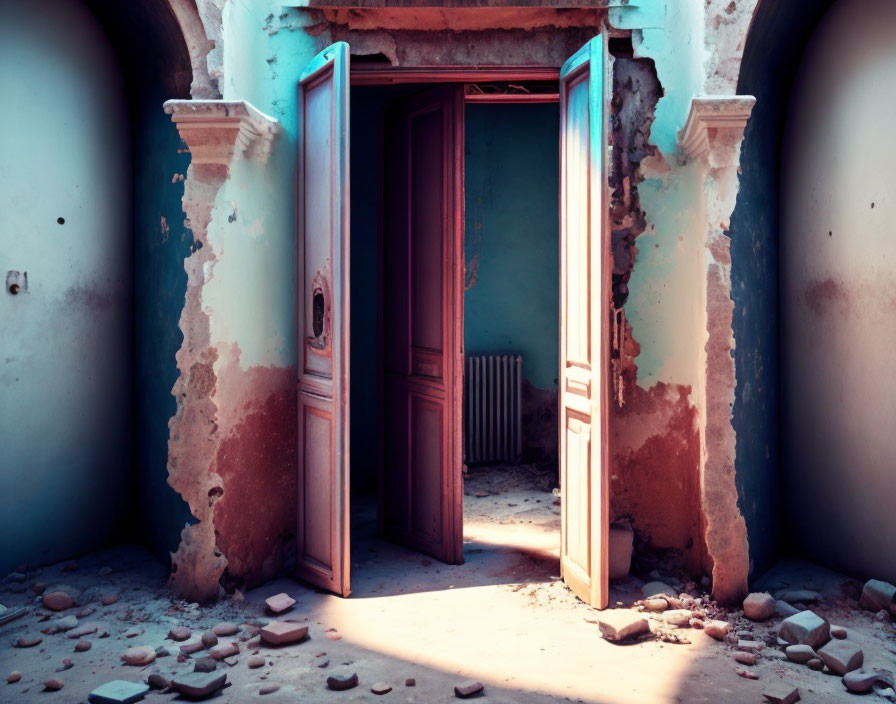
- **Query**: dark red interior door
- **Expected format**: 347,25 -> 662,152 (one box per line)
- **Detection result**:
381,86 -> 464,565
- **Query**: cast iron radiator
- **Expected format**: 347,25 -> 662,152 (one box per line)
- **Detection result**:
464,354 -> 523,465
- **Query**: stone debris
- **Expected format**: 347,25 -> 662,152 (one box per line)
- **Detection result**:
69,622 -> 99,638
201,630 -> 218,648
121,645 -> 157,666
147,672 -> 170,690
259,683 -> 280,694
327,672 -> 359,691
807,658 -> 823,671
455,680 -> 485,698
778,611 -> 830,649
860,579 -> 896,613
170,670 -> 227,699
761,684 -> 800,704
703,620 -> 731,640
180,640 -> 205,655
744,592 -> 776,621
212,622 -> 239,636
100,593 -> 119,606
735,652 -> 758,665
88,680 -> 150,704
776,600 -> 799,618
843,670 -> 896,694
643,598 -> 668,612
7,671 -> 21,684
817,639 -> 863,675
830,625 -> 847,639
43,590 -> 75,611
44,678 -> 65,691
168,626 -> 191,641
56,657 -> 74,672
785,644 -> 816,664
371,681 -> 393,694
775,589 -> 820,604
737,639 -> 764,653
663,609 -> 692,627
260,621 -> 308,645
597,611 -> 650,642
14,633 -> 42,648
209,641 -> 239,660
194,657 -> 217,672
52,614 -> 78,631
736,668 -> 759,680
265,592 -> 296,614
247,655 -> 265,668
641,581 -> 676,599
406,678 -> 416,686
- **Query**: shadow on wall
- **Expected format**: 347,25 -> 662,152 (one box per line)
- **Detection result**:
729,0 -> 835,581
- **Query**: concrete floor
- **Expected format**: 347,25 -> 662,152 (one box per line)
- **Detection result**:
1,466 -> 894,703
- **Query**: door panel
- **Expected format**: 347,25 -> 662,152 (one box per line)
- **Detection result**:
296,42 -> 351,597
382,86 -> 464,565
559,36 -> 610,609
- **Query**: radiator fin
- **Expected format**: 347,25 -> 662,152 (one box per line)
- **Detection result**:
464,354 -> 522,465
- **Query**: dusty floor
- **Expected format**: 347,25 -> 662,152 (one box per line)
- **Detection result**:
1,466 -> 894,703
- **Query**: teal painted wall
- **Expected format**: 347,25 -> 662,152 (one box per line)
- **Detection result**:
463,103 -> 559,392
0,0 -> 132,571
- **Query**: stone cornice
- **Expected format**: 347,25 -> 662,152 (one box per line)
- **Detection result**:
163,100 -> 280,175
679,96 -> 756,160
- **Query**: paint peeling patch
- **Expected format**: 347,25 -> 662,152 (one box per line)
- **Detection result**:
804,276 -> 849,315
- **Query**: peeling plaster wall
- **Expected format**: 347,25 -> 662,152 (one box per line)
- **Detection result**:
0,0 -> 132,572
781,0 -> 896,584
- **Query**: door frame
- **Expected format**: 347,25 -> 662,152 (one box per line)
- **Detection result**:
352,66 -> 563,569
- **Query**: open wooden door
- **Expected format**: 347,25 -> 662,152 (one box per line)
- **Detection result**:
296,42 -> 351,596
558,36 -> 610,609
381,86 -> 465,565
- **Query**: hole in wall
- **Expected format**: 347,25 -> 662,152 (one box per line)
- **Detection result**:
313,291 -> 325,338
57,217 -> 65,225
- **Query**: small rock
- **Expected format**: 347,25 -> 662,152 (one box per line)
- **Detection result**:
100,593 -> 119,606
124,627 -> 142,639
260,621 -> 309,646
155,646 -> 170,658
641,581 -> 676,599
736,669 -> 759,680
194,658 -> 217,673
259,683 -> 280,695
843,670 -> 896,694
860,579 -> 896,612
88,679 -> 150,703
31,581 -> 48,595
818,639 -> 863,675
69,622 -> 98,638
735,652 -> 758,665
14,633 -> 42,648
807,658 -> 823,671
663,609 -> 693,627
56,658 -> 73,672
455,680 -> 484,698
265,593 -> 296,614
148,673 -> 170,690
703,620 -> 731,640
201,631 -> 218,648
785,645 -> 816,664
738,639 -> 764,652
778,611 -> 830,649
180,640 -> 205,655
775,589 -> 820,604
212,622 -> 239,637
247,655 -> 265,669
121,645 -> 156,666
643,598 -> 668,612
75,640 -> 92,652
830,625 -> 847,639
405,678 -> 416,686
209,641 -> 239,660
762,684 -> 800,704
246,636 -> 261,649
7,672 -> 21,684
776,600 -> 799,618
744,593 -> 776,621
317,659 -> 330,668
44,678 -> 65,691
168,626 -> 191,641
53,615 -> 78,631
78,606 -> 96,618
327,672 -> 359,691
371,682 -> 392,695
597,611 -> 649,641
98,566 -> 113,576
170,670 -> 227,699
43,591 -> 74,611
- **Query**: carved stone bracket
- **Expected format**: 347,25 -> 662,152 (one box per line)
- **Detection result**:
164,100 -> 280,180
678,96 -> 756,163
